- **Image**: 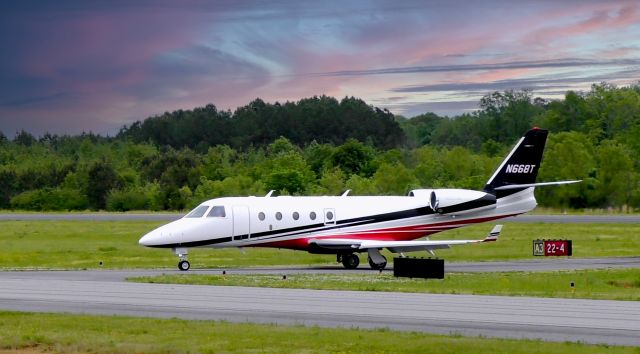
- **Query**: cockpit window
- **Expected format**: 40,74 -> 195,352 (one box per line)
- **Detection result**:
207,206 -> 226,218
185,205 -> 209,218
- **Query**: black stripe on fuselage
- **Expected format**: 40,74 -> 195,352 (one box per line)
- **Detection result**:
495,188 -> 527,199
436,193 -> 496,214
146,236 -> 234,248
149,195 -> 496,248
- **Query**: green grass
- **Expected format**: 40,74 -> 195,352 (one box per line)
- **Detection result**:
1,220 -> 171,269
1,220 -> 640,269
130,268 -> 640,301
435,222 -> 640,261
0,220 -> 334,269
0,311 -> 636,353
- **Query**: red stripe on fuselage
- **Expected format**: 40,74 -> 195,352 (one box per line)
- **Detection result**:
255,213 -> 516,251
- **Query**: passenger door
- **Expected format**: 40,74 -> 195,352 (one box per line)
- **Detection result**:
232,205 -> 250,240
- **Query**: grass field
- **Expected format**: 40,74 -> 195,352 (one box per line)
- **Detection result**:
1,220 -> 640,269
130,268 -> 640,301
0,311 -> 635,353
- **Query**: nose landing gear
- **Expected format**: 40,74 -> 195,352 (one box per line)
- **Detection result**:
178,260 -> 190,271
173,247 -> 190,271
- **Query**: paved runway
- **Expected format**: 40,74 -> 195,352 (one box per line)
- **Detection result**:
1,213 -> 640,223
1,268 -> 640,346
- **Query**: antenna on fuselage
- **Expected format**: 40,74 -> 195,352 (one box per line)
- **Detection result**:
341,189 -> 351,197
265,190 -> 276,197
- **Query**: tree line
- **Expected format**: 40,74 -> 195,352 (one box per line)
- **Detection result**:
0,82 -> 639,211
117,96 -> 404,150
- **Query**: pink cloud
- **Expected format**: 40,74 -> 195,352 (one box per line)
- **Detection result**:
468,68 -> 537,84
523,3 -> 639,48
21,9 -> 208,95
599,46 -> 638,58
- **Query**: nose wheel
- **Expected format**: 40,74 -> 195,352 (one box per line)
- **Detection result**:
173,247 -> 190,271
178,260 -> 190,271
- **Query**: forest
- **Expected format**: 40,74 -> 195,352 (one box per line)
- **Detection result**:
0,82 -> 639,212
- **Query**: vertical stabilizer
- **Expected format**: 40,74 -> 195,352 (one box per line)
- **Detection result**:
484,128 -> 548,198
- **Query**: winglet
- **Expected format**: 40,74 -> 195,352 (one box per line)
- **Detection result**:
483,225 -> 502,242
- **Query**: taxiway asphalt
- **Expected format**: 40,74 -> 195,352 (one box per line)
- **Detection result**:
1,269 -> 639,346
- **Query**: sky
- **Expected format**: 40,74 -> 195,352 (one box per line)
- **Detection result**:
1,0 -> 639,136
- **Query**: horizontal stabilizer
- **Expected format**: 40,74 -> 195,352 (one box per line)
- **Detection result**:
493,180 -> 581,191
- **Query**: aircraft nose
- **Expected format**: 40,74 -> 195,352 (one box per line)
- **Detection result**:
139,230 -> 160,247
139,233 -> 150,246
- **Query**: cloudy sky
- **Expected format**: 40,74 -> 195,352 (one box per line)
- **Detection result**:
1,0 -> 639,136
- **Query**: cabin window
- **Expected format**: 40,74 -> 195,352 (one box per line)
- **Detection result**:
275,212 -> 282,220
185,205 -> 209,218
292,212 -> 299,220
310,211 -> 317,220
207,206 -> 226,217
326,211 -> 334,220
258,212 -> 266,221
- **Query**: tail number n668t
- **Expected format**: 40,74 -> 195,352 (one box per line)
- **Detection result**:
505,164 -> 535,173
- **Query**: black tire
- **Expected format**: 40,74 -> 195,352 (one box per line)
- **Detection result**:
368,255 -> 387,270
178,260 -> 190,271
341,254 -> 360,269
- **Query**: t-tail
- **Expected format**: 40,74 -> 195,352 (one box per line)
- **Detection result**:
483,127 -> 580,199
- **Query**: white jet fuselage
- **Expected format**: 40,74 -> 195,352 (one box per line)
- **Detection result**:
138,187 -> 535,251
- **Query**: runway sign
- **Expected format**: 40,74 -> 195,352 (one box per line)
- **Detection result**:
533,239 -> 572,256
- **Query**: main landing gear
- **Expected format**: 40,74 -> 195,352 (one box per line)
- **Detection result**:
338,253 -> 360,269
173,247 -> 190,271
367,255 -> 387,270
367,248 -> 387,270
338,250 -> 387,270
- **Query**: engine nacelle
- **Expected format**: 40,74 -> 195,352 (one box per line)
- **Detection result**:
408,188 -> 496,215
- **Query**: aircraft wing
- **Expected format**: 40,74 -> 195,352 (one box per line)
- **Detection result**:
310,225 -> 501,253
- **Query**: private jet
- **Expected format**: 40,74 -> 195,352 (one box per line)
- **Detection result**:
139,128 -> 578,270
